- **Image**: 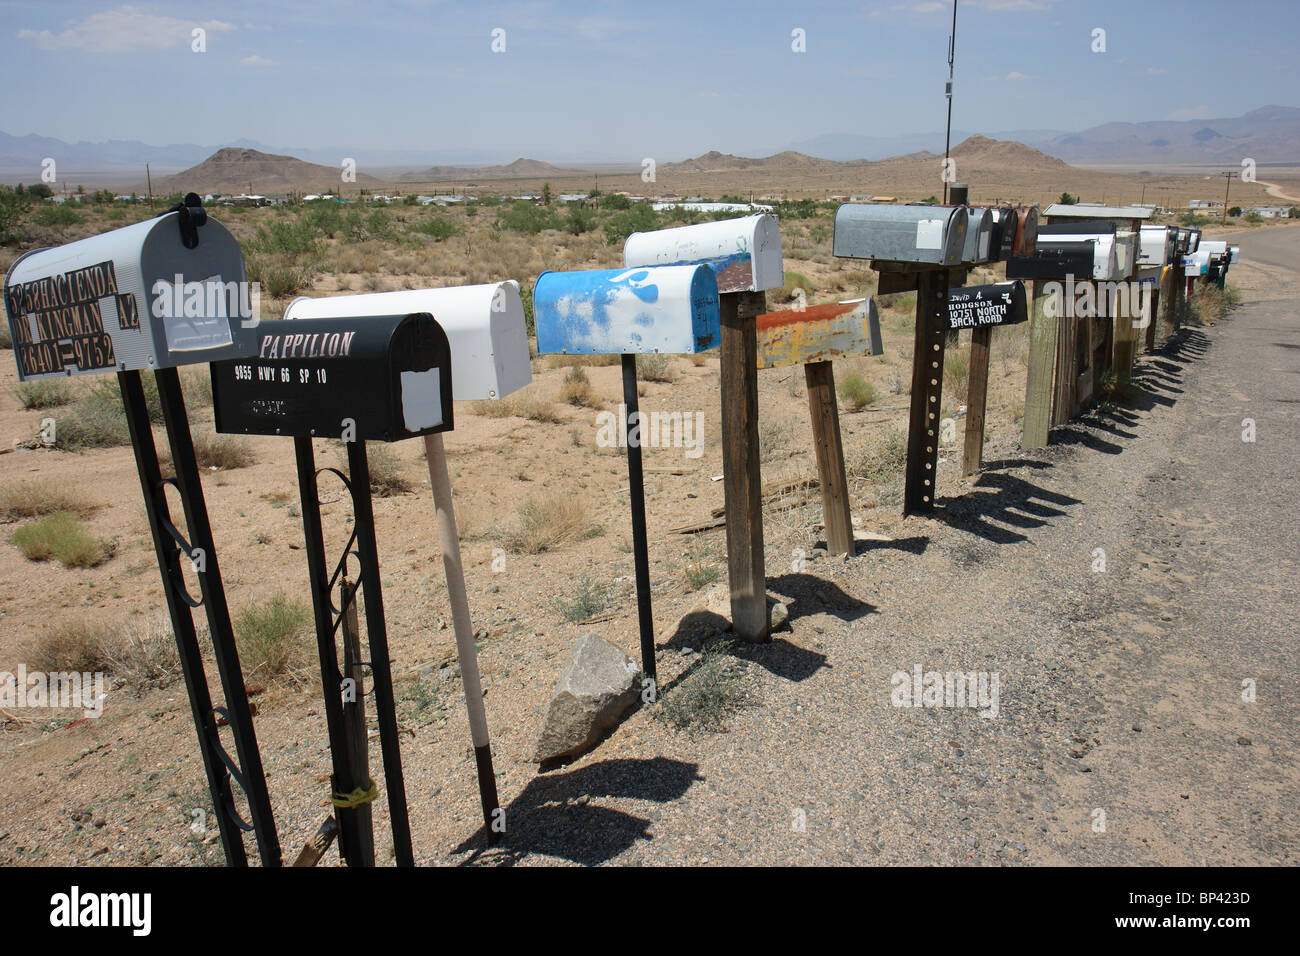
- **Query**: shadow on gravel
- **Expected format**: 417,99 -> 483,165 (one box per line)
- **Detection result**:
847,534 -> 929,557
767,572 -> 876,627
933,472 -> 1082,544
453,756 -> 703,866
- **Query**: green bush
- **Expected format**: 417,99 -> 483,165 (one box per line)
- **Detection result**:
409,216 -> 461,240
602,203 -> 660,245
32,203 -> 80,227
235,595 -> 312,683
837,374 -> 877,411
554,575 -> 614,623
497,201 -> 559,235
247,218 -> 320,257
658,641 -> 753,731
55,376 -> 162,449
11,511 -> 109,567
13,378 -> 75,409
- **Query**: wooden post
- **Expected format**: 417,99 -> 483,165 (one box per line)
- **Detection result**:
1052,297 -> 1074,426
1144,285 -> 1160,352
1114,280 -> 1136,391
339,578 -> 374,866
719,290 -> 768,642
904,270 -> 948,515
422,433 -> 501,840
803,360 -> 853,555
1022,279 -> 1057,449
962,326 -> 992,476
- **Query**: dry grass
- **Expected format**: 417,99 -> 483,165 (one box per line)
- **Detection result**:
471,394 -> 563,423
558,366 -> 600,408
10,512 -> 110,567
502,491 -> 603,554
234,595 -> 313,684
849,426 -> 908,483
34,620 -> 117,673
544,353 -> 621,369
636,353 -> 678,383
837,374 -> 878,411
336,442 -> 412,497
0,480 -> 98,521
12,379 -> 75,409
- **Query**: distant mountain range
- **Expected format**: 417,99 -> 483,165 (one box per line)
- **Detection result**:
149,147 -> 383,194
0,106 -> 1294,183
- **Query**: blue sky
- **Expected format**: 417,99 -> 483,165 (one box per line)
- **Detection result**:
1,0 -> 1296,160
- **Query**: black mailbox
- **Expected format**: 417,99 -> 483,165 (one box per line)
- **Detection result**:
988,206 -> 1018,260
1006,241 -> 1096,280
211,313 -> 453,442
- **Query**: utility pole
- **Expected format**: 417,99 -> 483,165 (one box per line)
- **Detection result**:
146,163 -> 154,210
1222,170 -> 1238,223
942,0 -> 958,204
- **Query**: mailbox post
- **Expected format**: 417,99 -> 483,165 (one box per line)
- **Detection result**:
624,215 -> 783,640
3,196 -> 278,866
834,202 -> 968,514
283,281 -> 532,843
754,298 -> 885,555
213,312 -> 460,866
534,265 -> 721,683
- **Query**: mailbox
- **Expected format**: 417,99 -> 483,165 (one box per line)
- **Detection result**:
211,313 -> 453,442
1185,229 -> 1202,255
961,208 -> 995,265
1013,206 -> 1040,257
1139,225 -> 1176,267
283,281 -> 530,401
1007,240 -> 1099,280
1032,222 -> 1127,280
1198,239 -> 1228,260
987,207 -> 1019,260
1229,245 -> 1240,265
533,265 -> 720,355
1183,250 -> 1210,277
946,281 -> 1028,330
623,214 -> 783,293
755,298 -> 882,369
833,203 -> 968,266
3,201 -> 256,382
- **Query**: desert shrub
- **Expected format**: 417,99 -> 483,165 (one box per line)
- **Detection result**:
246,255 -> 316,299
180,367 -> 213,407
471,394 -> 562,422
191,432 -> 255,470
55,376 -> 162,449
636,353 -> 677,383
106,617 -> 181,692
0,480 -> 97,520
11,512 -> 109,567
34,620 -> 116,673
848,426 -> 907,483
944,349 -> 970,397
554,575 -> 614,622
837,374 -> 877,411
559,366 -> 599,407
658,641 -> 753,731
684,563 -> 721,590
13,378 -> 75,409
566,206 -> 596,235
247,218 -> 320,257
0,322 -> 10,348
602,202 -> 659,245
234,595 -> 312,683
497,201 -> 558,235
758,419 -> 790,463
409,216 -> 461,240
503,492 -> 603,554
336,442 -> 411,496
31,203 -> 79,228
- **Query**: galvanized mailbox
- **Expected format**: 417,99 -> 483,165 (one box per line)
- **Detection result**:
755,297 -> 882,369
833,203 -> 969,266
623,214 -> 783,293
3,203 -> 256,381
946,281 -> 1028,331
1183,250 -> 1210,277
211,313 -> 453,442
283,281 -> 531,401
961,207 -> 995,265
533,265 -> 720,355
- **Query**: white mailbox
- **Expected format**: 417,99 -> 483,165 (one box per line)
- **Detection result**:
1138,225 -> 1176,267
623,214 -> 783,294
284,281 -> 531,401
1229,245 -> 1240,265
3,201 -> 256,381
833,203 -> 969,266
961,208 -> 995,265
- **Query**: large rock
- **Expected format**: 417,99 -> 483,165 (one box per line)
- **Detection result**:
532,635 -> 641,763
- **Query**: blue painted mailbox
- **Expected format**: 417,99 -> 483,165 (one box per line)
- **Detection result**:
533,265 -> 721,355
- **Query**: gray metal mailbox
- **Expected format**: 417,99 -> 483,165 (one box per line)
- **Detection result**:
833,203 -> 968,265
4,198 -> 256,381
961,207 -> 995,264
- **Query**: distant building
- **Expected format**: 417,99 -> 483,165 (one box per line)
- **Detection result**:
650,201 -> 773,213
1188,199 -> 1221,209
1247,206 -> 1291,218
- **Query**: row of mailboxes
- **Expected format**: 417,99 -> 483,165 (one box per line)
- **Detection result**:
283,282 -> 532,401
1008,221 -> 1133,281
3,201 -> 257,381
834,203 -> 969,266
212,314 -> 455,442
533,265 -> 721,355
1138,225 -> 1176,268
623,214 -> 784,294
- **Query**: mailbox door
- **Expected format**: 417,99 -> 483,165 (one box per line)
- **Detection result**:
4,213 -> 254,381
833,204 -> 967,265
1013,206 -> 1039,257
533,265 -> 720,355
285,281 -> 531,401
754,298 -> 882,369
623,214 -> 783,293
1006,241 -> 1095,279
212,313 -> 453,442
961,209 -> 994,264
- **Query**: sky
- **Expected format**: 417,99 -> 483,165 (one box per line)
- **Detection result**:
1,0 -> 1297,163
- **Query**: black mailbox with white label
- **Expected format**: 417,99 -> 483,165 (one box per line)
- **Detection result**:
211,313 -> 453,442
1006,240 -> 1096,280
946,281 -> 1028,330
3,198 -> 257,381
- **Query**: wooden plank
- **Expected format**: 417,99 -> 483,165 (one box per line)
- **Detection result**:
803,361 -> 853,555
962,326 -> 992,476
719,290 -> 769,642
1144,286 -> 1160,352
292,816 -> 341,867
1051,287 -> 1075,427
1114,281 -> 1136,391
1022,279 -> 1057,449
903,269 -> 948,515
339,578 -> 374,867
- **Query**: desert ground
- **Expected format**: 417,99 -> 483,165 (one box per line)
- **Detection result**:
0,177 -> 1295,864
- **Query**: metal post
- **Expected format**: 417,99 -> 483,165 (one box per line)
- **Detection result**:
904,270 -> 949,514
619,355 -> 657,686
154,367 -> 281,866
422,432 -> 501,843
345,440 -> 414,866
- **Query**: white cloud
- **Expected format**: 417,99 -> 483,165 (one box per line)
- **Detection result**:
1147,66 -> 1168,75
1167,105 -> 1212,121
240,54 -> 279,67
17,5 -> 234,53
1006,71 -> 1031,81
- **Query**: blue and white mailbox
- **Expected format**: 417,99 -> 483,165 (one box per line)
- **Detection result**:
284,281 -> 531,400
623,214 -> 784,294
534,265 -> 720,355
534,264 -> 722,690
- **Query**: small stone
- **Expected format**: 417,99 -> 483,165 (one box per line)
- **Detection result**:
532,635 -> 640,763
767,598 -> 790,632
1237,736 -> 1252,746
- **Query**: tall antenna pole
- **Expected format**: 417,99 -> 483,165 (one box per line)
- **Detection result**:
943,0 -> 958,204
1222,170 -> 1237,223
